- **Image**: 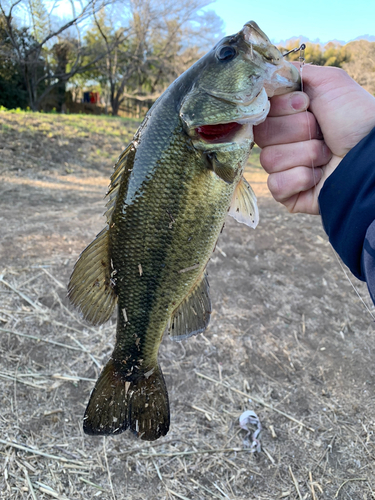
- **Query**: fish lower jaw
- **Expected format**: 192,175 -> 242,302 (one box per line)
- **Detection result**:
235,106 -> 270,127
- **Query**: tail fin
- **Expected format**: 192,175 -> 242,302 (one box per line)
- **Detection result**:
83,359 -> 170,441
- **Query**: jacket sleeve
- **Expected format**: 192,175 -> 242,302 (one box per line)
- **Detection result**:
318,127 -> 375,306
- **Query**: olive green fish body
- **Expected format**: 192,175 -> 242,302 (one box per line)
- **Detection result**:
110,97 -> 246,366
68,21 -> 300,440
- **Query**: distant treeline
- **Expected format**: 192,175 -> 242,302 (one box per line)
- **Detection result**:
279,40 -> 375,96
1,1 -> 374,116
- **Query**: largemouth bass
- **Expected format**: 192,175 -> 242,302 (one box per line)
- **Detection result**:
68,21 -> 299,441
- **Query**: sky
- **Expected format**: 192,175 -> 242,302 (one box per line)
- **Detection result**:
211,0 -> 375,44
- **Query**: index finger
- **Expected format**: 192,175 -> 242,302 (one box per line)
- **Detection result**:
268,91 -> 310,117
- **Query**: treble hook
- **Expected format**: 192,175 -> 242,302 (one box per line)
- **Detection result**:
282,43 -> 306,58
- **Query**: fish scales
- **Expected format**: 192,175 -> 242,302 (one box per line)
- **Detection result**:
68,21 -> 300,440
111,98 -> 236,362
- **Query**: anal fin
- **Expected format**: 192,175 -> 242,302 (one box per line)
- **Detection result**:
168,272 -> 211,341
228,176 -> 259,228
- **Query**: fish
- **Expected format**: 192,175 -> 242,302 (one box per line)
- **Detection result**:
68,21 -> 300,441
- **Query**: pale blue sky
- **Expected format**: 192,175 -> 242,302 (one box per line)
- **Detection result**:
211,0 -> 375,43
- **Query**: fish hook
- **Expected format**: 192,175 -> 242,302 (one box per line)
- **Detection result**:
282,43 -> 306,58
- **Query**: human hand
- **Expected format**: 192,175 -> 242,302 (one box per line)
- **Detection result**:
254,64 -> 375,214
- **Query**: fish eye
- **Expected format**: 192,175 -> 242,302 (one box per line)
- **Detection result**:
217,45 -> 237,62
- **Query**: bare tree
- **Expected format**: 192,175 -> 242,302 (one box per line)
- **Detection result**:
0,0 -> 111,110
85,0 -> 223,115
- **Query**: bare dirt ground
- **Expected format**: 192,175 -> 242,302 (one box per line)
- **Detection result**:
1,110 -> 375,500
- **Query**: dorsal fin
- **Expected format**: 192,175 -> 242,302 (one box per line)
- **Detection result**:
168,272 -> 211,341
105,142 -> 135,224
228,176 -> 259,228
68,143 -> 135,325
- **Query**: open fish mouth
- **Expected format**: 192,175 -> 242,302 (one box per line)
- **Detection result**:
194,88 -> 270,144
195,121 -> 243,143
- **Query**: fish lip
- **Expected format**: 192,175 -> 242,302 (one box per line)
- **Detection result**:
264,62 -> 301,96
239,21 -> 301,94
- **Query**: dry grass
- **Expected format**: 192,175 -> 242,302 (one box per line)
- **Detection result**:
1,109 -> 375,499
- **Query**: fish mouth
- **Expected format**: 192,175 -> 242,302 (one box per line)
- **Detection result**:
195,122 -> 243,144
194,88 -> 270,145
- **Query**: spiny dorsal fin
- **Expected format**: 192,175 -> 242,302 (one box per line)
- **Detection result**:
68,143 -> 135,326
228,176 -> 259,228
168,272 -> 211,341
104,142 -> 135,224
68,228 -> 117,325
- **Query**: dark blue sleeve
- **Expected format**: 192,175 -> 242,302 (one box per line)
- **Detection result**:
318,127 -> 375,305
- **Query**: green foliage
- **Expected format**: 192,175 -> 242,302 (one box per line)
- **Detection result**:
28,0 -> 50,43
0,15 -> 29,109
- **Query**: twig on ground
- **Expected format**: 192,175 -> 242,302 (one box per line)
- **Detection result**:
289,466 -> 303,500
41,267 -> 65,288
79,477 -> 106,490
262,447 -> 275,464
0,327 -> 83,351
309,471 -> 318,500
56,326 -> 100,368
313,435 -> 336,472
334,478 -> 367,498
190,478 -> 225,500
138,447 -> 247,458
0,372 -> 47,389
52,374 -> 96,382
195,371 -> 315,432
0,439 -> 88,466
165,488 -> 191,500
0,276 -> 44,312
104,438 -> 116,500
23,467 -> 37,500
151,457 -> 163,481
34,481 -> 70,500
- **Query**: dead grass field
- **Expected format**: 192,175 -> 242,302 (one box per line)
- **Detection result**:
1,109 -> 375,500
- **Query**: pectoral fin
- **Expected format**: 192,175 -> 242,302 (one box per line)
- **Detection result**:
168,272 -> 211,341
205,152 -> 238,184
228,176 -> 259,228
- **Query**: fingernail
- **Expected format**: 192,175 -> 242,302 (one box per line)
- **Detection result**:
290,93 -> 307,111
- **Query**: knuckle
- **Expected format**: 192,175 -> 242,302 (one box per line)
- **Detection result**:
297,168 -> 311,190
260,147 -> 282,172
267,172 -> 285,200
309,142 -> 321,163
309,141 -> 330,165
